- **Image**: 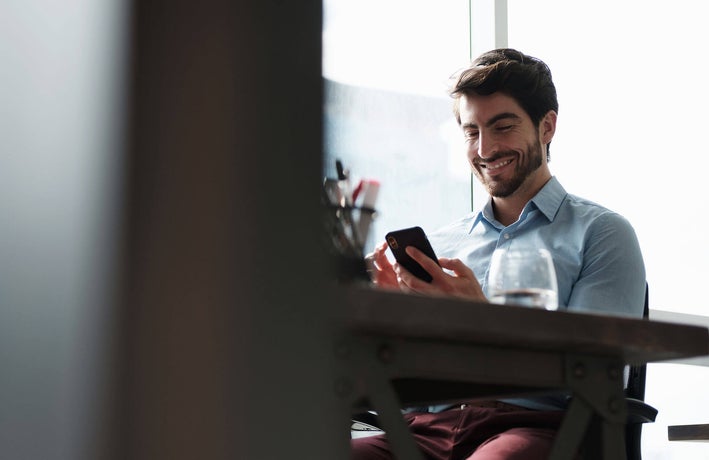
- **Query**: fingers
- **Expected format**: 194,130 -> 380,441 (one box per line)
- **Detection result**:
402,252 -> 486,301
366,241 -> 398,288
439,257 -> 486,300
372,242 -> 393,271
367,243 -> 484,300
393,263 -> 421,293
396,246 -> 442,291
405,246 -> 441,276
438,257 -> 476,279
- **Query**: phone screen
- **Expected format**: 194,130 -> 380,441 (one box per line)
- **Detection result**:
385,226 -> 439,282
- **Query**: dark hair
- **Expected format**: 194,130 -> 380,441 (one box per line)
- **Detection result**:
450,48 -> 558,160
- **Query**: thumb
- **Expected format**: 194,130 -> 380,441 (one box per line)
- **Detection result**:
439,257 -> 475,278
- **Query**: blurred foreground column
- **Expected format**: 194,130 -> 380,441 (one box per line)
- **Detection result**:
112,0 -> 344,458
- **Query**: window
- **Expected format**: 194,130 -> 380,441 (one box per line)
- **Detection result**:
323,0 -> 472,252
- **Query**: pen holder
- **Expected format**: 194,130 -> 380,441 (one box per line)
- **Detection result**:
322,203 -> 376,282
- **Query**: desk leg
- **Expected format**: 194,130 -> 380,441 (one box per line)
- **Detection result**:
349,338 -> 425,460
549,354 -> 627,460
365,372 -> 425,460
602,417 -> 626,459
549,397 -> 593,460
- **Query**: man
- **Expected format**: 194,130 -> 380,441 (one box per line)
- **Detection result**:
353,48 -> 646,459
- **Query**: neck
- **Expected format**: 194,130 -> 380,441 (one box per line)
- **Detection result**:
492,172 -> 552,227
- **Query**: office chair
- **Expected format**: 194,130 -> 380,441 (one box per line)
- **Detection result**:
623,284 -> 658,460
566,284 -> 657,459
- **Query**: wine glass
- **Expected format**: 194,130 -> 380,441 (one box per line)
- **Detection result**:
487,247 -> 559,310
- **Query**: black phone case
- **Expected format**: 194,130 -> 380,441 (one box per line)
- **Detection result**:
385,226 -> 439,283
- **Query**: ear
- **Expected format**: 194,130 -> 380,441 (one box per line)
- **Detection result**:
540,110 -> 557,145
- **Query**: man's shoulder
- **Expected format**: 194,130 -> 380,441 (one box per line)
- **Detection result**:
561,193 -> 636,233
563,193 -> 625,218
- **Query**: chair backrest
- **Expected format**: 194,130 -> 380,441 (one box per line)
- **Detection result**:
626,283 -> 650,401
625,283 -> 657,460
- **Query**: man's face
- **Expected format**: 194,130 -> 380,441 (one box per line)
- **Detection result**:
458,92 -> 550,198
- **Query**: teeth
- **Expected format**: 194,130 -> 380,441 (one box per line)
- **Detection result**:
486,159 -> 512,170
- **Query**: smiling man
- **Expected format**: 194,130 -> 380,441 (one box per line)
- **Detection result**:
355,49 -> 646,459
460,91 -> 554,226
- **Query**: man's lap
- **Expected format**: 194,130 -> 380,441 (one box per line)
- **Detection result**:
351,404 -> 564,460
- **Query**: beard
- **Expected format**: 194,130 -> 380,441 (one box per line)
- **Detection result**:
472,139 -> 544,198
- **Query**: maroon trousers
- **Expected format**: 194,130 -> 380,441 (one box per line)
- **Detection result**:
351,403 -> 565,460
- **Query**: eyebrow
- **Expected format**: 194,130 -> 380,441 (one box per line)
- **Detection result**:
462,112 -> 522,130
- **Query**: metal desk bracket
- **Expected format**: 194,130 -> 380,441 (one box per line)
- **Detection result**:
340,338 -> 426,460
549,353 -> 628,460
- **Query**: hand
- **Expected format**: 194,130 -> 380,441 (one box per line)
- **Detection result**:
365,241 -> 399,290
395,246 -> 487,301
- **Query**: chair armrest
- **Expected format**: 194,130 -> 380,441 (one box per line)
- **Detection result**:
626,397 -> 658,424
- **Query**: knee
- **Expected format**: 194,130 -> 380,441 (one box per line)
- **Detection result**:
467,427 -> 557,460
350,434 -> 392,460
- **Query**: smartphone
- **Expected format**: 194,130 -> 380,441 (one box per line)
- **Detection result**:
385,226 -> 440,283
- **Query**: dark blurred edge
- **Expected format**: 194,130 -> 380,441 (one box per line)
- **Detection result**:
105,1 -> 346,459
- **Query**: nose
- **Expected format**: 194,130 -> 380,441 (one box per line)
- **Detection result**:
476,132 -> 498,159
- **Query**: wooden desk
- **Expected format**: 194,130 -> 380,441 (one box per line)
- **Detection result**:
340,286 -> 709,460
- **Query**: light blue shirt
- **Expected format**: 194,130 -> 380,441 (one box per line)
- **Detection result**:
429,176 -> 646,318
425,177 -> 646,410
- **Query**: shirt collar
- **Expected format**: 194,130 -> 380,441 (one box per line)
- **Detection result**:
469,177 -> 567,232
529,176 -> 567,222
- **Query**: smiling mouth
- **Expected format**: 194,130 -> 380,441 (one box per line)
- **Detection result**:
482,158 -> 513,171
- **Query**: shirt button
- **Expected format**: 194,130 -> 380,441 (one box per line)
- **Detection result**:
503,234 -> 511,240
